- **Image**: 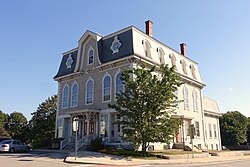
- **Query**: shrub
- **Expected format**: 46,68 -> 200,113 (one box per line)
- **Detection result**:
89,138 -> 103,151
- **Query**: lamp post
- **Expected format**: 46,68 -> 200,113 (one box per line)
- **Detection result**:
73,117 -> 79,161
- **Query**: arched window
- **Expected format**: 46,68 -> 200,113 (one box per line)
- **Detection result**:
193,90 -> 198,111
184,86 -> 189,110
88,47 -> 94,65
103,74 -> 111,102
169,54 -> 176,67
180,60 -> 187,75
86,78 -> 94,104
174,89 -> 178,107
190,64 -> 196,79
115,72 -> 124,98
71,82 -> 79,107
142,40 -> 151,58
62,84 -> 69,108
157,47 -> 165,64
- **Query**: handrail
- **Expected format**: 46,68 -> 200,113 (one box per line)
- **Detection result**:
77,136 -> 88,150
60,135 -> 73,150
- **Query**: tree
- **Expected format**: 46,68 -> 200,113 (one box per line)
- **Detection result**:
29,95 -> 57,148
220,111 -> 248,146
109,64 -> 182,153
0,110 -> 9,129
6,111 -> 27,139
247,117 -> 250,144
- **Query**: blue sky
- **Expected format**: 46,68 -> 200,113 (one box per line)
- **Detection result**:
0,0 -> 249,119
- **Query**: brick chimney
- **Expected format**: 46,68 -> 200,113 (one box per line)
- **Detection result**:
180,43 -> 186,56
145,20 -> 153,37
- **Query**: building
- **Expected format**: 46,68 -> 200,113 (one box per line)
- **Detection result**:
54,20 -> 221,151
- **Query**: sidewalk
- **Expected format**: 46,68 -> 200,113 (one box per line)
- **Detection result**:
64,151 -> 250,166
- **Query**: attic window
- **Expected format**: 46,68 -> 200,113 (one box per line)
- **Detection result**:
180,60 -> 187,75
169,54 -> 176,67
142,39 -> 151,58
190,65 -> 196,79
157,47 -> 165,64
88,47 -> 94,65
66,54 -> 73,69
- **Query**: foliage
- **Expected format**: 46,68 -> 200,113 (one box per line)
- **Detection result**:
220,111 -> 248,146
109,64 -> 182,153
88,138 -> 104,151
0,110 -> 9,128
5,111 -> 27,139
99,148 -> 154,157
0,127 -> 10,138
247,117 -> 250,144
28,95 -> 57,148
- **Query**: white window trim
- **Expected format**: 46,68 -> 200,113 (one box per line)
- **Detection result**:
183,86 -> 189,110
114,69 -> 124,100
87,46 -> 94,65
62,83 -> 70,109
142,39 -> 151,58
85,76 -> 94,105
102,72 -> 112,103
193,89 -> 198,112
71,80 -> 79,108
157,47 -> 165,64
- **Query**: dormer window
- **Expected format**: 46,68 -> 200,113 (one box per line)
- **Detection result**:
169,54 -> 176,67
157,47 -> 165,64
180,60 -> 187,75
142,39 -> 151,58
190,64 -> 197,79
88,47 -> 94,65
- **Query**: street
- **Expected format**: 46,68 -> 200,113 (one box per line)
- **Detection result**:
0,150 -> 250,167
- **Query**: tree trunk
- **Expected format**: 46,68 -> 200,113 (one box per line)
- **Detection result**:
142,141 -> 147,154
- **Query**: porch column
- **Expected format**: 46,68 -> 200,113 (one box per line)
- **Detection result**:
95,113 -> 99,138
107,113 -> 111,142
69,115 -> 73,136
86,112 -> 90,139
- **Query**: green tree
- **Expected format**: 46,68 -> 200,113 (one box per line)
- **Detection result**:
247,117 -> 250,144
29,95 -> 57,148
109,64 -> 182,154
220,111 -> 248,146
0,110 -> 9,129
6,111 -> 27,139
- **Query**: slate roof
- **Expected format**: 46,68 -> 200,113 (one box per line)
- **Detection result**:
54,50 -> 78,78
203,96 -> 220,113
54,28 -> 133,79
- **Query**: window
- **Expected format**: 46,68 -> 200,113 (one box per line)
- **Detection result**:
86,78 -> 94,104
174,89 -> 178,107
57,119 -> 63,138
211,144 -> 214,150
193,90 -> 198,111
214,124 -> 217,138
169,54 -> 176,67
190,64 -> 196,79
88,47 -> 94,65
157,47 -> 165,64
185,120 -> 191,136
180,60 -> 187,75
195,122 -> 200,137
71,82 -> 78,107
184,86 -> 189,110
209,123 -> 212,138
142,40 -> 151,58
103,74 -> 111,102
62,84 -> 69,108
115,72 -> 124,98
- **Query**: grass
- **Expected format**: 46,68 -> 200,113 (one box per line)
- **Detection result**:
98,148 -> 161,159
152,151 -> 202,155
98,149 -> 206,159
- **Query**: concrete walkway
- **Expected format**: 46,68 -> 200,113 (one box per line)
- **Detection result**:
64,151 -> 250,166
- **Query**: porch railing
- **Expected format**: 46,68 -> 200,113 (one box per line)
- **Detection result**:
60,135 -> 74,150
77,136 -> 88,150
